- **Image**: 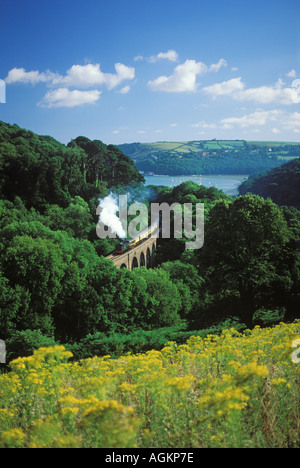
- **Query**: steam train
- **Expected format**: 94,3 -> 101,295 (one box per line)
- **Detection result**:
114,220 -> 159,254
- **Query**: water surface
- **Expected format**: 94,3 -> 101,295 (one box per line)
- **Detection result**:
144,174 -> 249,196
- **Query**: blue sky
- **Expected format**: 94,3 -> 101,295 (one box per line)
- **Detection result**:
0,0 -> 299,145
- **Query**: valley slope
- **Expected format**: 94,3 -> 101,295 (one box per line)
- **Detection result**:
118,140 -> 300,176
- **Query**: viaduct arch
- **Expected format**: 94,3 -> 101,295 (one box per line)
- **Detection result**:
106,234 -> 157,271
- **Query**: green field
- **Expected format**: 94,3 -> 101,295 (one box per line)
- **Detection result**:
117,139 -> 300,176
248,141 -> 300,147
120,140 -> 300,159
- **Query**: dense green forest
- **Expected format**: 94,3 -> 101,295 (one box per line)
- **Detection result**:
118,140 -> 300,175
0,121 -> 144,210
0,121 -> 299,364
239,157 -> 300,210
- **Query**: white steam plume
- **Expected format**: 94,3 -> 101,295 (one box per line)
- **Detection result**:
98,193 -> 126,238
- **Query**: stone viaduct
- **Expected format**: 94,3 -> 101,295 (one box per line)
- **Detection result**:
106,233 -> 158,271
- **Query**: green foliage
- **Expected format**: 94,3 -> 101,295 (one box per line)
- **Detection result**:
118,140 -> 299,175
44,196 -> 94,239
239,157 -> 300,209
159,261 -> 204,318
253,307 -> 286,327
153,180 -> 230,264
68,319 -> 246,360
196,194 -> 295,327
0,121 -> 144,210
5,329 -> 57,363
130,268 -> 182,328
68,136 -> 144,189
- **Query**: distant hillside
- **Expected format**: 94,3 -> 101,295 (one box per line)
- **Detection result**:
0,121 -> 144,209
238,158 -> 300,209
118,140 -> 300,176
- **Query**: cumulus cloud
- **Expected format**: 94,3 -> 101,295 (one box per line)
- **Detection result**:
150,50 -> 179,63
118,85 -> 131,94
134,55 -> 144,62
52,63 -> 135,90
220,109 -> 283,129
203,77 -> 245,98
236,79 -> 300,105
6,62 -> 135,107
282,112 -> 300,133
148,59 -> 208,92
5,67 -> 57,84
148,58 -> 227,93
6,63 -> 135,91
203,77 -> 300,105
220,109 -> 300,135
38,88 -> 101,108
209,58 -> 227,72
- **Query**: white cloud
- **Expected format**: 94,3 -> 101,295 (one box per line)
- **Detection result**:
118,85 -> 131,94
209,58 -> 227,72
53,63 -> 135,90
220,109 -> 283,128
286,69 -> 296,78
236,79 -> 300,105
137,50 -> 179,63
282,112 -> 300,132
6,63 -> 135,91
134,55 -> 144,62
219,109 -> 300,135
5,67 -> 57,84
148,57 -> 227,93
148,59 -> 208,92
38,88 -> 101,108
150,50 -> 179,63
203,77 -> 245,98
203,77 -> 300,105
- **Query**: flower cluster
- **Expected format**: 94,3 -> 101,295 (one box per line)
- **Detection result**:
0,322 -> 299,448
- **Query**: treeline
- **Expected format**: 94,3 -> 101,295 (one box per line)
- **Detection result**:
239,157 -> 300,210
0,121 -> 144,211
118,141 -> 299,175
133,151 -> 289,176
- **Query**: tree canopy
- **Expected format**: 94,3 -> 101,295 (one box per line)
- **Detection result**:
0,121 -> 144,211
239,157 -> 300,210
